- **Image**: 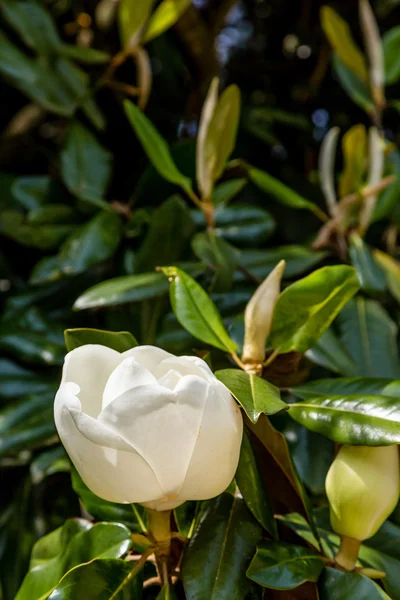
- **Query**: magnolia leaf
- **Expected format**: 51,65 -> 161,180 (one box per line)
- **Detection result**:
144,0 -> 191,43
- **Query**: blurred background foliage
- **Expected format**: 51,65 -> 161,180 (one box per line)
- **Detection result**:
3,0 -> 400,598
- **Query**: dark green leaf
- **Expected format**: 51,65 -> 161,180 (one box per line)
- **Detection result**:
236,246 -> 328,281
73,272 -> 169,310
15,520 -> 132,600
212,178 -> 247,205
289,394 -> 400,445
47,558 -> 143,600
349,234 -> 386,294
1,0 -> 60,53
60,122 -> 112,207
215,369 -> 287,423
192,231 -> 240,292
163,267 -> 237,352
269,266 -> 360,354
0,331 -> 64,366
124,101 -> 193,195
332,54 -> 374,112
249,167 -> 326,219
59,44 -> 110,64
0,392 -> 56,457
0,358 -> 55,400
156,584 -> 179,600
71,469 -> 147,532
276,513 -> 321,552
383,26 -> 400,84
58,211 -> 122,276
27,205 -> 76,225
236,430 -> 277,537
0,210 -> 73,250
136,196 -> 195,273
182,493 -> 262,600
29,256 -> 62,286
318,567 -> 390,599
64,328 -> 138,352
337,297 -> 400,378
292,377 -> 400,400
247,541 -> 324,590
12,176 -> 54,210
306,328 -> 360,376
358,544 -> 400,600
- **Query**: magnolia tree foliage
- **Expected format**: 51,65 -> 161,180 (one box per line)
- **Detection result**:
2,0 -> 400,599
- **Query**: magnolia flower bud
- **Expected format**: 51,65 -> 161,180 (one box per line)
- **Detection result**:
54,345 -> 243,511
242,260 -> 286,365
326,445 -> 400,542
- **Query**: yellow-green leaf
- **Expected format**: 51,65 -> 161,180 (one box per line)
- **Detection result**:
144,0 -> 191,43
339,124 -> 367,197
321,6 -> 368,82
118,0 -> 155,48
373,249 -> 400,303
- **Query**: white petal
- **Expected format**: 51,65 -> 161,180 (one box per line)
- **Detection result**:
154,355 -> 215,382
62,345 -> 122,417
98,375 -> 210,498
122,345 -> 172,375
178,381 -> 243,501
102,357 -> 157,410
54,383 -> 163,503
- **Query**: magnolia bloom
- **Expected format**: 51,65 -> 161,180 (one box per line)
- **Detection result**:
326,445 -> 400,541
54,345 -> 243,511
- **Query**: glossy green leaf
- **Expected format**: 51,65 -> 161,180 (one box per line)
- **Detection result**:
118,0 -> 155,47
12,175 -> 54,210
64,328 -> 137,352
269,266 -> 360,354
249,167 -> 326,220
247,541 -> 324,590
60,123 -> 112,207
71,469 -> 147,532
163,267 -> 237,352
57,211 -> 122,276
144,0 -> 191,43
29,256 -> 62,286
0,331 -> 64,366
358,544 -> 400,600
47,558 -> 142,600
0,392 -> 56,457
292,377 -> 400,400
30,446 -> 69,485
306,328 -> 360,375
74,272 -> 169,310
276,513 -> 321,552
124,101 -> 192,195
383,26 -> 400,84
16,519 -> 132,600
236,430 -> 277,537
349,234 -> 386,294
339,124 -> 367,197
318,567 -> 391,599
212,178 -> 247,205
290,394 -> 400,445
192,231 -> 241,292
332,54 -> 374,112
182,493 -> 262,600
237,246 -> 328,281
136,196 -> 195,273
337,297 -> 400,378
215,369 -> 287,422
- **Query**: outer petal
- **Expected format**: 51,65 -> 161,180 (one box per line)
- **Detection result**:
55,382 -> 163,503
122,345 -> 173,375
177,381 -> 243,501
98,376 -> 209,502
62,345 -> 122,417
102,357 -> 157,410
154,355 -> 215,383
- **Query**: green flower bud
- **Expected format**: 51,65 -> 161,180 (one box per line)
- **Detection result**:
326,445 -> 400,542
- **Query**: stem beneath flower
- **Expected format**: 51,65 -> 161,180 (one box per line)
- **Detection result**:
335,535 -> 361,571
146,508 -> 172,588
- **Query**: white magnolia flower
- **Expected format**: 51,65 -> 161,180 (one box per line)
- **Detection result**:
54,344 -> 243,511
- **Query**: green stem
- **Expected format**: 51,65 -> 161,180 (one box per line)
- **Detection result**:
335,535 -> 361,571
146,509 -> 172,588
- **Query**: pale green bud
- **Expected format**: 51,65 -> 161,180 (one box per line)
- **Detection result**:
242,260 -> 285,365
326,445 -> 400,542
